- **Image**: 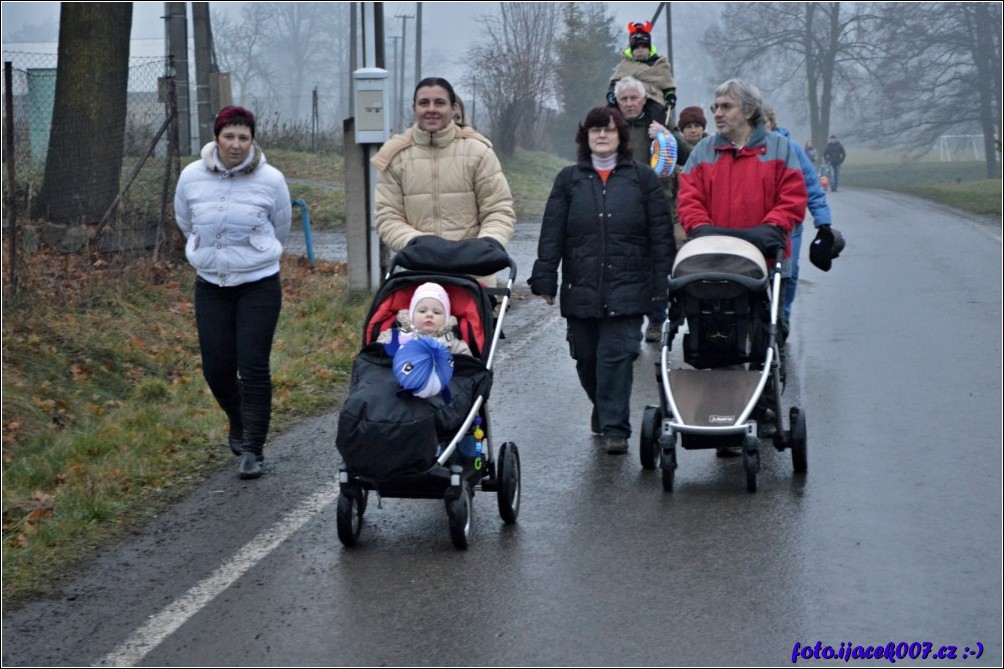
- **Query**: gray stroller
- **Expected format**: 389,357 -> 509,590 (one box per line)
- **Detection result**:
639,232 -> 808,492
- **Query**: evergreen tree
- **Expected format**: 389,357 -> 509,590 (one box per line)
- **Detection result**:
552,3 -> 619,159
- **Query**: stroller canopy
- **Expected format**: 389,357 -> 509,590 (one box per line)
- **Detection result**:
669,235 -> 768,292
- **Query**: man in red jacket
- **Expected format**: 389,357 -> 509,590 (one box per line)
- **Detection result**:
677,79 -> 807,261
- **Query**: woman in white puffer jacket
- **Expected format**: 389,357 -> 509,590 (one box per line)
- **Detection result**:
174,106 -> 292,480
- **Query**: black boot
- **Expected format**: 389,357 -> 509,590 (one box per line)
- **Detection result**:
227,416 -> 244,457
221,390 -> 244,457
238,402 -> 270,480
239,452 -> 262,479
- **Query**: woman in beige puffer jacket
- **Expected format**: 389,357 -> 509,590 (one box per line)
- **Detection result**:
371,77 -> 515,280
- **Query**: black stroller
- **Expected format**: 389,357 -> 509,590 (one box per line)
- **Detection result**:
335,236 -> 520,548
639,231 -> 808,492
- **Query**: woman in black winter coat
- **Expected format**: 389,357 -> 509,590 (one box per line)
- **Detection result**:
529,107 -> 674,454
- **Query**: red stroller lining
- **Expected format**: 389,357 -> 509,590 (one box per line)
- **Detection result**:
365,281 -> 487,358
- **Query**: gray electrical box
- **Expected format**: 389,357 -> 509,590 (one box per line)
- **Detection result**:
353,68 -> 390,144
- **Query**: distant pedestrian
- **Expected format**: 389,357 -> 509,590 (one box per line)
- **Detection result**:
823,135 -> 847,192
804,140 -> 818,168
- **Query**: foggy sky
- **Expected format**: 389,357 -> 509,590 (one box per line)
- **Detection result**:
1,2 -> 711,96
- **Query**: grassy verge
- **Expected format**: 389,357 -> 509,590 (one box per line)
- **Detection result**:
841,157 -> 1001,217
1,253 -> 369,604
499,149 -> 570,217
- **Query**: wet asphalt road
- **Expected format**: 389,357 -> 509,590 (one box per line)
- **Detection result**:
3,189 -> 1002,667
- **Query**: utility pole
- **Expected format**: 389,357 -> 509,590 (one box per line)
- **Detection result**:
192,2 -> 213,146
396,12 -> 414,134
165,2 -> 191,154
388,35 -> 402,130
374,3 -> 385,68
414,3 -> 422,85
349,3 -> 357,114
664,2 -> 673,69
651,2 -> 673,65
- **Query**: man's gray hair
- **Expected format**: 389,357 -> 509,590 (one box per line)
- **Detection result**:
714,78 -> 764,126
614,76 -> 646,101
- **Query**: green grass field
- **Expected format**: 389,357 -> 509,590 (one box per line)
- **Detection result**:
841,158 -> 1000,216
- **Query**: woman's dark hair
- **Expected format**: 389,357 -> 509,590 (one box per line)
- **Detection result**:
214,106 -> 255,138
575,107 -> 632,162
413,77 -> 457,106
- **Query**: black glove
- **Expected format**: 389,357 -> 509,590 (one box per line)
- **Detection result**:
606,88 -> 617,107
663,88 -> 677,110
687,224 -> 723,239
744,224 -> 786,260
688,224 -> 784,261
809,225 -> 835,271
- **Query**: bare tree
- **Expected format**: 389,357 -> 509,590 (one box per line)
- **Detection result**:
863,2 -> 1001,174
311,3 -> 353,126
704,2 -> 881,152
33,2 -> 132,223
211,5 -> 277,104
266,3 -> 333,122
465,3 -> 561,157
211,3 -> 350,128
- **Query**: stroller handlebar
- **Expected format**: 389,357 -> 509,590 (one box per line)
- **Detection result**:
391,236 -> 517,282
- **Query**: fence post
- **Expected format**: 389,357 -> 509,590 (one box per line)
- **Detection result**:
156,73 -> 179,261
4,61 -> 19,296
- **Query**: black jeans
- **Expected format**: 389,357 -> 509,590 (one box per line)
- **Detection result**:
194,273 -> 282,426
566,316 -> 643,439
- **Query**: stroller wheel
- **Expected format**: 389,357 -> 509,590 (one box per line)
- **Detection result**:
496,442 -> 521,524
446,482 -> 472,550
336,489 -> 365,547
743,438 -> 760,493
639,405 -> 663,470
789,407 -> 808,474
660,442 -> 677,492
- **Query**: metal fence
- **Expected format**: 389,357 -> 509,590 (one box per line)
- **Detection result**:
2,51 -> 177,262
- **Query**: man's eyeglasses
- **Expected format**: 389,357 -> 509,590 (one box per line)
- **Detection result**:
710,102 -> 737,113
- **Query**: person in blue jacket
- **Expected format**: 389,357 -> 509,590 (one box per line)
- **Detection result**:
763,106 -> 833,324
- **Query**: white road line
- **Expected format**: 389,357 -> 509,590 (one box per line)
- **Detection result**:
93,482 -> 341,667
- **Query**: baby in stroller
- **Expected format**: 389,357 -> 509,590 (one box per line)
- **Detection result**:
377,281 -> 472,357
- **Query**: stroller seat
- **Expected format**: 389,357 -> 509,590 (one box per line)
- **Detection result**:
668,235 -> 770,370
